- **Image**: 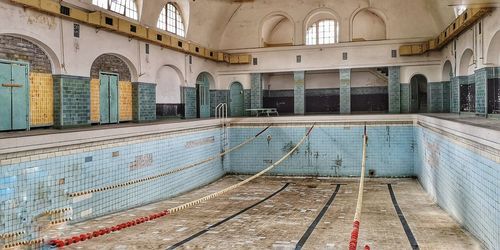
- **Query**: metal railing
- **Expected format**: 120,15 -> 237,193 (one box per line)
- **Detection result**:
215,103 -> 228,153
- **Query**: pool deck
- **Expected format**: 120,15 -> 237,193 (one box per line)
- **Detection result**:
0,114 -> 498,140
46,176 -> 481,250
1,114 -> 498,156
425,114 -> 500,131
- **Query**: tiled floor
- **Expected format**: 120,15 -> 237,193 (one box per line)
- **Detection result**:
47,176 -> 481,250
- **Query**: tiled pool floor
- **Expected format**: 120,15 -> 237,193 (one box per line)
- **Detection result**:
49,176 -> 481,250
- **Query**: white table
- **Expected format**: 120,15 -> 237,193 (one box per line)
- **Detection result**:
246,108 -> 279,117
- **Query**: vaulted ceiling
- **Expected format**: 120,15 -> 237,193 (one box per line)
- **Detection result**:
70,0 -> 499,49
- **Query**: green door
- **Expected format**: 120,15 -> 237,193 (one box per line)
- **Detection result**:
0,61 -> 28,131
230,82 -> 244,117
11,64 -> 29,130
109,74 -> 119,123
100,74 -> 110,124
100,73 -> 119,124
196,74 -> 210,118
0,63 -> 11,131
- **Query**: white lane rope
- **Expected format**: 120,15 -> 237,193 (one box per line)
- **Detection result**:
349,125 -> 369,250
167,124 -> 315,214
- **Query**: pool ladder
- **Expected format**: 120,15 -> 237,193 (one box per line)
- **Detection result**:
216,103 -> 228,153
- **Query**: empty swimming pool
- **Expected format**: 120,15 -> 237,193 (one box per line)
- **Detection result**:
0,115 -> 497,249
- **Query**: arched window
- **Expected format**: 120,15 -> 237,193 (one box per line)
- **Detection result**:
157,3 -> 185,37
92,0 -> 138,20
305,19 -> 338,45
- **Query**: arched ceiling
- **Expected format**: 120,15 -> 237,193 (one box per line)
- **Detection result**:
136,0 -> 241,48
66,0 -> 498,50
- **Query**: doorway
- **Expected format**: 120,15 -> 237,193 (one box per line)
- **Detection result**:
410,74 -> 428,113
488,78 -> 500,114
0,61 -> 29,131
230,82 -> 244,117
196,73 -> 211,118
99,73 -> 119,124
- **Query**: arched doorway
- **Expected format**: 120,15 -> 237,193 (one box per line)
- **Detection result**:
229,82 -> 244,117
458,49 -> 475,112
196,72 -> 212,118
410,74 -> 428,113
459,49 -> 474,76
156,65 -> 184,118
487,30 -> 500,114
442,60 -> 453,82
441,61 -> 453,112
90,54 -> 133,124
0,34 -> 54,131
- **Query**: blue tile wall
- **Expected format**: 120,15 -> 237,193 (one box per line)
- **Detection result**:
227,125 -> 415,177
448,67 -> 500,115
429,82 -> 444,112
52,75 -> 91,127
294,71 -> 305,115
182,87 -> 196,119
414,126 -> 499,250
475,68 -> 488,116
0,128 -> 224,241
132,82 -> 156,122
243,89 -> 251,115
251,73 -> 263,109
210,90 -> 229,117
400,84 -> 410,113
450,77 -> 460,113
388,67 -> 401,113
442,81 -> 451,113
339,69 -> 351,114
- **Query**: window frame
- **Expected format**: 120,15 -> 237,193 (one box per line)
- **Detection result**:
305,19 -> 339,45
455,6 -> 466,17
157,2 -> 186,37
92,0 -> 138,20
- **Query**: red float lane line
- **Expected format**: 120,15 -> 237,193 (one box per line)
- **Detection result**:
49,125 -> 315,249
48,210 -> 170,248
349,220 -> 360,250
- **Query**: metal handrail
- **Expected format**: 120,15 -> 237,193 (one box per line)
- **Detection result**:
215,103 -> 228,153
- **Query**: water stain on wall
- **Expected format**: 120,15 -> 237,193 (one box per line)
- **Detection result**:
424,140 -> 440,168
282,141 -> 299,156
185,136 -> 215,148
27,13 -> 56,29
386,126 -> 391,147
129,154 -> 153,170
332,155 -> 343,176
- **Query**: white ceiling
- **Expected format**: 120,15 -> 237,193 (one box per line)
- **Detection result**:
69,0 -> 499,49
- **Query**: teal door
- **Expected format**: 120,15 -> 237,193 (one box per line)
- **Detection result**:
100,73 -> 119,124
0,61 -> 29,131
0,63 -> 11,131
196,74 -> 210,118
230,82 -> 244,117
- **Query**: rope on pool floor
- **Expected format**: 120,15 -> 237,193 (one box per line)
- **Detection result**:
67,124 -> 273,198
349,125 -> 371,250
48,124 -> 315,248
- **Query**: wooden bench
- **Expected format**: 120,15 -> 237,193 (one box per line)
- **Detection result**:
246,108 -> 279,117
